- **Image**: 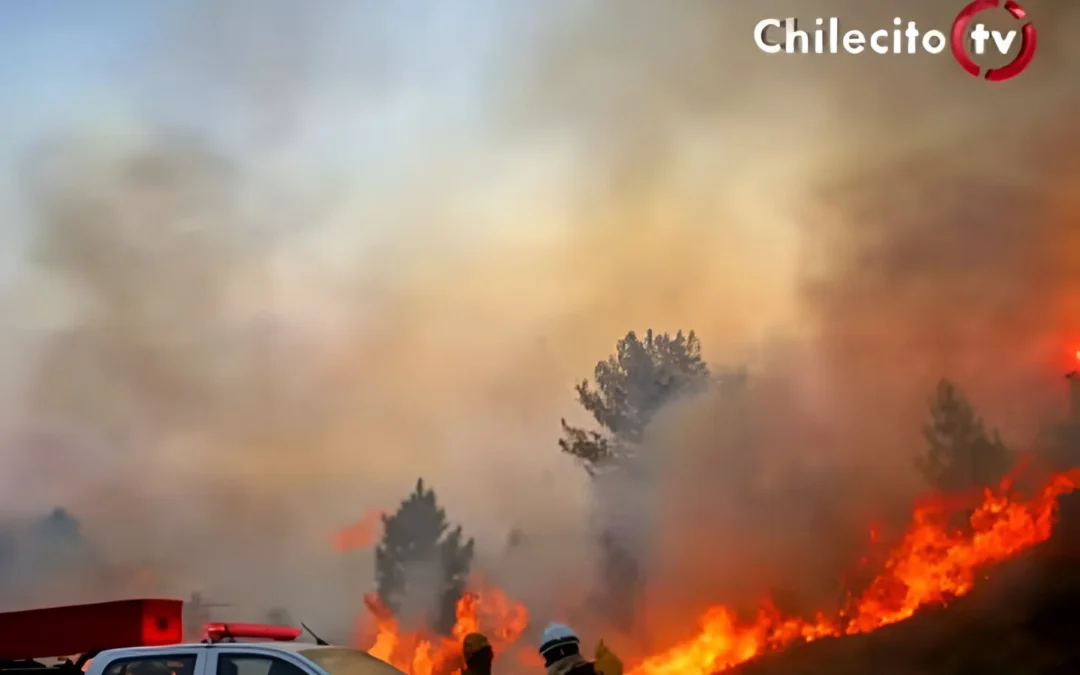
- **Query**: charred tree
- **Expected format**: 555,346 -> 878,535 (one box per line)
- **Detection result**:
375,479 -> 474,634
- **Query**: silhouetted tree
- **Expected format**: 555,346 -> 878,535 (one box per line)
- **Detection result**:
1044,373 -> 1080,469
31,507 -> 89,575
375,479 -> 474,634
917,380 -> 1013,493
560,330 -> 710,473
34,507 -> 81,542
560,330 -> 711,628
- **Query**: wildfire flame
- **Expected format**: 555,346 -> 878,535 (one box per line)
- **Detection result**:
333,509 -> 385,552
354,467 -> 1080,675
628,467 -> 1080,675
361,586 -> 529,675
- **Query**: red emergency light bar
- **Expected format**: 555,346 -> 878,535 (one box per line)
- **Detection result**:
0,598 -> 183,660
203,623 -> 302,643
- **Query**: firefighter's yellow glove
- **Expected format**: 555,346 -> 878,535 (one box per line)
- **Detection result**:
594,640 -> 623,675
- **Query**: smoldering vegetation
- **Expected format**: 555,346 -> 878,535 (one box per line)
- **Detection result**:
0,0 -> 1077,651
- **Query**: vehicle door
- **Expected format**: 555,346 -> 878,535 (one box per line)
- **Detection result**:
203,649 -> 315,675
98,648 -> 210,675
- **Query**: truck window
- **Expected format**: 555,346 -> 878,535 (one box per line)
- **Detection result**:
103,656 -> 196,675
215,656 -> 307,675
297,648 -> 407,675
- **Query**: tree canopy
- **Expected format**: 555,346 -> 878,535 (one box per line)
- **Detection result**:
917,379 -> 1013,492
559,329 -> 710,473
559,329 -> 712,629
375,479 -> 474,634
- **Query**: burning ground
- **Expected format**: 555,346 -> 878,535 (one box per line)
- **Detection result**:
340,461 -> 1080,675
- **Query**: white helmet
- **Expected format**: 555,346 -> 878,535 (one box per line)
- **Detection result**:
538,622 -> 580,659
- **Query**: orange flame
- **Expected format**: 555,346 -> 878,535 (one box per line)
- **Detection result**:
333,509 -> 384,552
353,467 -> 1080,675
361,585 -> 529,675
626,467 -> 1080,675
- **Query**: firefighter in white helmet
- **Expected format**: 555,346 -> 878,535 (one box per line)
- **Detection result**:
537,623 -> 622,675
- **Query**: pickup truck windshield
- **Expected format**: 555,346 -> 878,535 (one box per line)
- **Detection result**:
298,649 -> 407,675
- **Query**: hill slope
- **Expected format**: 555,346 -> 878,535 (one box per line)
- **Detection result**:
734,508 -> 1080,675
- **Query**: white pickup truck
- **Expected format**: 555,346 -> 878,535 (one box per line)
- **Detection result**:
0,599 -> 406,675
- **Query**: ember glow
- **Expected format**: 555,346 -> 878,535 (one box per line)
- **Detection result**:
355,468 -> 1080,675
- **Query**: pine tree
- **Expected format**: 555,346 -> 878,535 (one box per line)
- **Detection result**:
917,380 -> 1013,492
560,330 -> 711,628
375,479 -> 474,634
560,330 -> 710,472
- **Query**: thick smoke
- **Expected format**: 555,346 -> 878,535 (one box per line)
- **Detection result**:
492,0 -> 1080,653
0,0 -> 1077,653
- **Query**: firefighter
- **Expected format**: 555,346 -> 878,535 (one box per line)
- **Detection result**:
462,632 -> 494,675
537,623 -> 622,675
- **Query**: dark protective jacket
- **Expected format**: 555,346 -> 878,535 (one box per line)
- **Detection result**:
546,641 -> 621,675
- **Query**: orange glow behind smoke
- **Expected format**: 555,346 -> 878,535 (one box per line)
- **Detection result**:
353,468 -> 1080,675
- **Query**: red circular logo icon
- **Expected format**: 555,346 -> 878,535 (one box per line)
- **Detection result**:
951,0 -> 1037,81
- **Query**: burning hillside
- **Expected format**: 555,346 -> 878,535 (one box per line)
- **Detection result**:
352,465 -> 1080,675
